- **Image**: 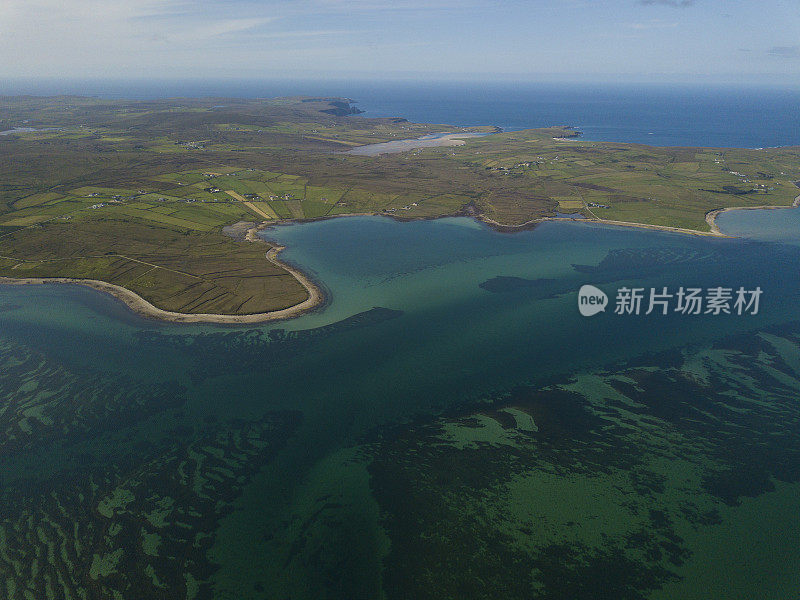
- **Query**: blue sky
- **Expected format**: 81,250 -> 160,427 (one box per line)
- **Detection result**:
1,0 -> 798,83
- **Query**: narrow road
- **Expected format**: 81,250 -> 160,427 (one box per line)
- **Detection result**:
225,190 -> 277,220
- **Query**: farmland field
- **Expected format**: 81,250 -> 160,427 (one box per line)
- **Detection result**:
1,95 -> 798,316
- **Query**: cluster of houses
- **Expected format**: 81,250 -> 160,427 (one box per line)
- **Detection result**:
384,202 -> 419,213
723,169 -> 771,187
587,202 -> 611,209
715,162 -> 775,191
79,169 -> 327,212
726,170 -> 753,183
175,141 -> 205,150
86,192 -> 125,201
155,197 -> 198,203
486,161 -> 535,174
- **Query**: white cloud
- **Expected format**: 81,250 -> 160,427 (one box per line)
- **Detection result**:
0,0 -> 797,81
0,0 -> 285,76
170,18 -> 277,41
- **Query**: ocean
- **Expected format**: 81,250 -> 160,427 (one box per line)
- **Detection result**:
4,78 -> 800,147
1,82 -> 799,599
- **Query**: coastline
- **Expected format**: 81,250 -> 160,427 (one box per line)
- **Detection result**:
3,191 -> 799,324
705,191 -> 800,235
259,202 -> 731,238
0,225 -> 324,324
477,213 -> 731,237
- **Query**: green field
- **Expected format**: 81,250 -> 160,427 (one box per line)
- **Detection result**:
0,95 -> 798,316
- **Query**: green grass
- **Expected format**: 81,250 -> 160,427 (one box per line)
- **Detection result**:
1,95 -> 798,315
0,217 -> 308,314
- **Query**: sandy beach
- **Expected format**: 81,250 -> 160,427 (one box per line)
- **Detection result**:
4,190 -> 798,324
0,225 -> 324,324
484,187 -> 800,238
478,213 -> 729,237
345,132 -> 489,156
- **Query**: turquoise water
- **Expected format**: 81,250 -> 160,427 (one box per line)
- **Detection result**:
717,203 -> 800,245
1,215 -> 800,598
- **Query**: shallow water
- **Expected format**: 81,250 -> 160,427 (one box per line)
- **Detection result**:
716,202 -> 800,245
1,214 -> 799,599
344,132 -> 489,156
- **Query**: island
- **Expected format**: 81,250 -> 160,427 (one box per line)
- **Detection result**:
1,95 -> 798,321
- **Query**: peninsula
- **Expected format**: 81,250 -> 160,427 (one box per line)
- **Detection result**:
1,95 -> 798,321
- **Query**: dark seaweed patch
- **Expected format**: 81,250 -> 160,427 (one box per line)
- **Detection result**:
366,322 -> 800,599
529,542 -> 678,600
507,387 -> 605,443
135,306 -> 404,381
702,467 -> 776,506
0,336 -> 302,599
0,411 -> 301,599
572,247 -> 722,276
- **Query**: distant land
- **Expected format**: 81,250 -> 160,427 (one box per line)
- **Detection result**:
1,95 -> 798,320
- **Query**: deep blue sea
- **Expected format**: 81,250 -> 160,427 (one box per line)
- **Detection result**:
4,78 -> 800,147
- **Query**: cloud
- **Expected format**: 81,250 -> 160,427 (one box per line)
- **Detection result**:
637,0 -> 695,7
154,17 -> 275,41
767,46 -> 800,58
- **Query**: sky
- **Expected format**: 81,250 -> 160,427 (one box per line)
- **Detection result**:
1,0 -> 799,84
